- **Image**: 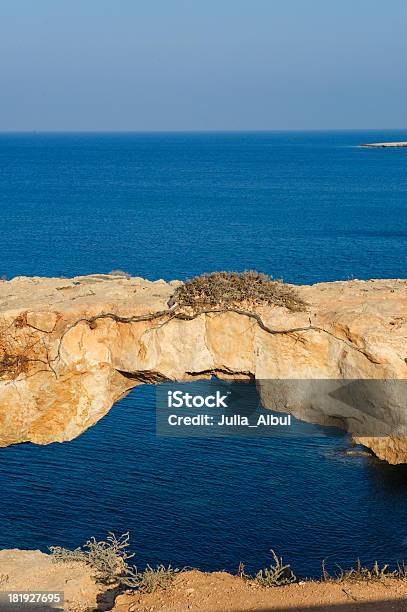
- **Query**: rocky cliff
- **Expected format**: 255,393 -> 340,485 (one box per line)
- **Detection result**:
0,274 -> 406,463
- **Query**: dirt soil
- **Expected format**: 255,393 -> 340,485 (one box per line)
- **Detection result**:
113,570 -> 407,611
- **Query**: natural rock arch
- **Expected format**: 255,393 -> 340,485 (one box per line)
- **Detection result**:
0,274 -> 406,464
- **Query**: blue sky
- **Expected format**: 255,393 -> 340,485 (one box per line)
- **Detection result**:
0,0 -> 406,131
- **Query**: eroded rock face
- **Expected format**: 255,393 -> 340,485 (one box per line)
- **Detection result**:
0,275 -> 406,463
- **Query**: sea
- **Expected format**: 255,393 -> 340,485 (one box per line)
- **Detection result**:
0,131 -> 406,578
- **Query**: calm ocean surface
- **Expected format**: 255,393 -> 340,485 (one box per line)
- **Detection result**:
0,131 -> 406,578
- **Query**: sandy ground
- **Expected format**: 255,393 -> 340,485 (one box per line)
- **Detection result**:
1,554 -> 407,611
113,570 -> 407,611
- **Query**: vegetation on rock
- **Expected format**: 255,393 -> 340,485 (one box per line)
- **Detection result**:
171,271 -> 307,312
50,532 -> 180,592
108,269 -> 132,278
254,549 -> 297,587
50,532 -> 139,587
322,558 -> 407,583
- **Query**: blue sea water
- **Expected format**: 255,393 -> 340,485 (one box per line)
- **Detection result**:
0,130 -> 406,282
0,131 -> 406,578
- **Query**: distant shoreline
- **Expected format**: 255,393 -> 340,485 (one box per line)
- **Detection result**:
360,141 -> 407,148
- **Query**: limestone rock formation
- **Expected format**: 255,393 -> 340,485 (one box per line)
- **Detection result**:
0,274 -> 406,463
360,141 -> 407,148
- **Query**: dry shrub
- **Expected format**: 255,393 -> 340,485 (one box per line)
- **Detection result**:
0,313 -> 48,380
0,352 -> 31,378
322,558 -> 407,583
0,574 -> 9,585
50,533 -> 181,592
108,269 -> 131,279
137,564 -> 181,593
254,549 -> 297,587
171,271 -> 306,312
50,532 -> 139,587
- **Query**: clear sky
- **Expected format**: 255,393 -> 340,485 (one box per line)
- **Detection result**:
0,0 -> 406,131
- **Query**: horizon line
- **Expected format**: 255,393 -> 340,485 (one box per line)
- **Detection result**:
0,127 -> 406,135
